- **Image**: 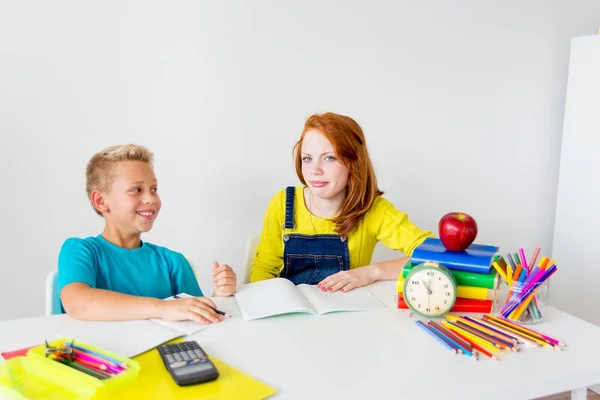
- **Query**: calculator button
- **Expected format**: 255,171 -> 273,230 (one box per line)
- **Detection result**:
187,351 -> 196,358
194,350 -> 204,357
174,354 -> 182,361
182,354 -> 191,361
170,361 -> 187,369
166,355 -> 175,363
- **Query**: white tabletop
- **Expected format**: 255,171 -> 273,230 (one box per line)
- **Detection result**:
187,281 -> 600,400
1,281 -> 600,400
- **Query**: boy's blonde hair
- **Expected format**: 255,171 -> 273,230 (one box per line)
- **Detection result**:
86,144 -> 154,216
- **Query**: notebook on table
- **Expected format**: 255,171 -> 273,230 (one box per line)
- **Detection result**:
233,278 -> 387,321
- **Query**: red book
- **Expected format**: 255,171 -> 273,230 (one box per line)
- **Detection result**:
397,296 -> 493,313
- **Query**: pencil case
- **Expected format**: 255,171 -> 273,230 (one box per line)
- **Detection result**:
0,337 -> 140,399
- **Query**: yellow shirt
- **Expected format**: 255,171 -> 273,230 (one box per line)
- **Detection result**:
250,186 -> 433,282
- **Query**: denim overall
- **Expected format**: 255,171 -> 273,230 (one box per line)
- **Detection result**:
280,186 -> 351,285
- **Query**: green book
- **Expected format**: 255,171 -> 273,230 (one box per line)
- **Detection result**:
402,263 -> 499,289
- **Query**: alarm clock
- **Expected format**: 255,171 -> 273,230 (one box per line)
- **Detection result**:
402,261 -> 457,318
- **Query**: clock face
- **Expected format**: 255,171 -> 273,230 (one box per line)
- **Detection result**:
403,266 -> 456,317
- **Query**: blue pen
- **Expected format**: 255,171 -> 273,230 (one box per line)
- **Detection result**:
428,323 -> 474,357
415,320 -> 457,353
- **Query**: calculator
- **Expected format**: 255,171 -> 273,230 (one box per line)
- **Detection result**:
157,341 -> 219,386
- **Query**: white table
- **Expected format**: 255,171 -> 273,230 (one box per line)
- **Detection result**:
2,281 -> 600,400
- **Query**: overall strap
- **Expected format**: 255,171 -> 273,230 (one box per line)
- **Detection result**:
284,186 -> 296,229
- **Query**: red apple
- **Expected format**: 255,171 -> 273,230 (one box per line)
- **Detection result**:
438,212 -> 478,252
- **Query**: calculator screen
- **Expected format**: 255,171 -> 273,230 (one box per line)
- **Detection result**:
175,363 -> 215,376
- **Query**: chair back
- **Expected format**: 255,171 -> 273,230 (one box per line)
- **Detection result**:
242,235 -> 261,284
45,269 -> 62,315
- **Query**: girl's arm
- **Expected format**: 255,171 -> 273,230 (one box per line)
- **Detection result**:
319,198 -> 432,292
367,256 -> 411,280
317,256 -> 410,293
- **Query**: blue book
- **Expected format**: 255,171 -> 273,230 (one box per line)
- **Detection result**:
410,238 -> 499,274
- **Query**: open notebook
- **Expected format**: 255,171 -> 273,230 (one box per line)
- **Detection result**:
11,282 -> 384,359
234,278 -> 387,321
50,296 -> 237,358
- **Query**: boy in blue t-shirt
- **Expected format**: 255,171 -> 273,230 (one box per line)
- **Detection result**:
58,144 -> 236,324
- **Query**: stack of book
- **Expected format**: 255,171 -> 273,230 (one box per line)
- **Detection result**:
397,238 -> 500,313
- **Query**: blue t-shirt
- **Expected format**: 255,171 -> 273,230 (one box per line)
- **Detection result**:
57,235 -> 203,312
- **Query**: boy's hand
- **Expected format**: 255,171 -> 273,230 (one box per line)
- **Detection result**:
212,261 -> 236,297
159,297 -> 223,324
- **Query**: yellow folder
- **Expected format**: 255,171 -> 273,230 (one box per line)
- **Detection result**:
106,341 -> 277,400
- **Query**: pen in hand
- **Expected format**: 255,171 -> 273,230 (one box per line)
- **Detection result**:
211,307 -> 231,318
173,295 -> 231,318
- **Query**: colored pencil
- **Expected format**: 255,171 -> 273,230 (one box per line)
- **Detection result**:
518,248 -> 528,271
481,315 -> 550,347
452,320 -> 516,351
54,356 -> 111,379
507,253 -> 517,269
464,317 -> 523,344
441,321 -> 500,354
528,248 -> 540,272
416,320 -> 457,353
429,321 -> 473,352
70,344 -> 127,368
428,323 -> 475,358
450,315 -> 518,345
447,328 -> 499,360
492,261 -> 508,282
484,314 -> 565,347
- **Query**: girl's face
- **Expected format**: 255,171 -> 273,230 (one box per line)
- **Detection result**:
300,129 -> 349,201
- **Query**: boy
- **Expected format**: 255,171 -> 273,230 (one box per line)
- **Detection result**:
58,144 -> 236,324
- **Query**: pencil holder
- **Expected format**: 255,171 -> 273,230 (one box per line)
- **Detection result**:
494,280 -> 549,324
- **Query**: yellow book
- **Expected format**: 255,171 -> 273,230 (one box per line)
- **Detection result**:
397,278 -> 496,301
105,342 -> 277,400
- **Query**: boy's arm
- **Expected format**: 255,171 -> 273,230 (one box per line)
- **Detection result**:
60,283 -> 164,320
61,283 -> 223,323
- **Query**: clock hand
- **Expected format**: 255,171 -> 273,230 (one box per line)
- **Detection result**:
421,279 -> 432,295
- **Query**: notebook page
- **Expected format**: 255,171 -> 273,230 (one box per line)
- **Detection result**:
149,294 -> 240,335
297,284 -> 387,315
234,278 -> 315,321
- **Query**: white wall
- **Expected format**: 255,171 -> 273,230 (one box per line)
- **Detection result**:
1,1 -> 599,320
552,35 -> 600,327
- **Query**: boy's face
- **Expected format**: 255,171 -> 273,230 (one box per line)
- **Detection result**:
102,161 -> 161,234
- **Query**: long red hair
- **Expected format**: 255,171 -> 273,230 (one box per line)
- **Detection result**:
294,112 -> 383,236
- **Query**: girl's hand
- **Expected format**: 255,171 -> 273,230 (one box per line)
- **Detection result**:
159,297 -> 223,324
317,265 -> 381,293
212,261 -> 237,296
